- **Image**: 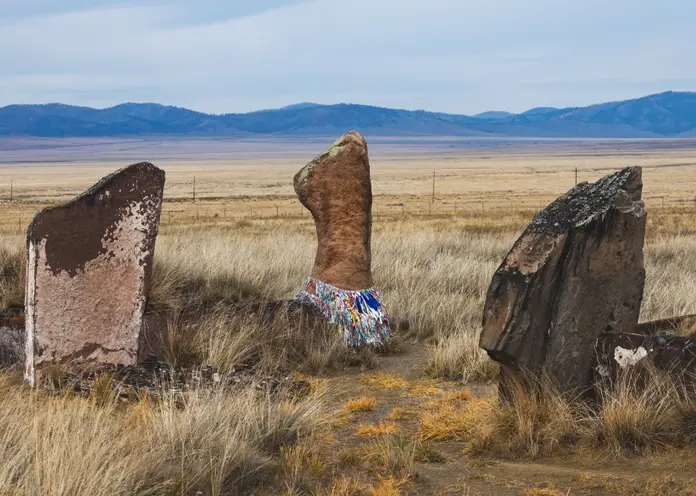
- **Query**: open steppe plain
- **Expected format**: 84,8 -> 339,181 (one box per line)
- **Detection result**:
2,137 -> 696,495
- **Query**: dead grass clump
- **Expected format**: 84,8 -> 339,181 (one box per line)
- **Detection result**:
362,436 -> 417,479
419,399 -> 478,442
587,369 -> 680,457
360,373 -> 408,390
385,406 -> 419,422
320,475 -> 408,496
279,441 -> 329,494
455,378 -> 582,458
413,442 -> 447,463
343,437 -> 417,481
523,486 -> 566,496
345,397 -> 377,413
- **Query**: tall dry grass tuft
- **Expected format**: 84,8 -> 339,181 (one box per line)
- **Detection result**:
588,367 -> 685,457
457,366 -> 696,460
0,375 -> 332,495
0,238 -> 24,311
425,332 -> 498,382
641,234 -> 696,324
462,376 -> 583,458
149,226 -> 314,311
143,300 -> 366,375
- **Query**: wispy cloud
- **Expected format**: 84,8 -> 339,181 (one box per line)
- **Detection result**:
0,0 -> 694,114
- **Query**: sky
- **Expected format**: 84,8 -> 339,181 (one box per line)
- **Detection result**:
0,0 -> 694,115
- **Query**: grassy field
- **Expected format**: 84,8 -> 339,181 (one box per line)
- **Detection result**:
2,140 -> 696,494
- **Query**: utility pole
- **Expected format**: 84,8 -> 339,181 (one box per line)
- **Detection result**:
431,171 -> 436,203
193,176 -> 196,203
9,180 -> 13,202
575,167 -> 578,186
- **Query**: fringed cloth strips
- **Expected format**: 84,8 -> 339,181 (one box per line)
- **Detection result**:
295,277 -> 391,348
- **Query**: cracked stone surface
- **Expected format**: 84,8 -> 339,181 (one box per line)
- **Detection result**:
480,166 -> 647,395
25,162 -> 165,386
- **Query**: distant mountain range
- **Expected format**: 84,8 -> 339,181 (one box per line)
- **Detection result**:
1,91 -> 695,138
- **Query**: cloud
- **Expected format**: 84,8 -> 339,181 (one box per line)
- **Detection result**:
0,0 -> 694,113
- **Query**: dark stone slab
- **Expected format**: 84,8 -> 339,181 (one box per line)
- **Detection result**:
594,331 -> 696,384
480,166 -> 647,395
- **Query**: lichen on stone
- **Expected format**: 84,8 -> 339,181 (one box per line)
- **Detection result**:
296,136 -> 346,186
526,166 -> 642,236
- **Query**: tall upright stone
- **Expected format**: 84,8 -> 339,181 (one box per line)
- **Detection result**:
293,131 -> 390,348
25,162 -> 165,386
480,166 -> 646,395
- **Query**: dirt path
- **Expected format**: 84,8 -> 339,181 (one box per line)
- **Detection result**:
315,341 -> 696,496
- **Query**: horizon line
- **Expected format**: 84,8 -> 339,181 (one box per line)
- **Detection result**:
1,89 -> 693,118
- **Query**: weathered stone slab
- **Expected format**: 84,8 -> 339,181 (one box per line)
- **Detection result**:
594,331 -> 696,386
480,166 -> 646,395
293,131 -> 390,347
25,162 -> 165,386
294,131 -> 374,290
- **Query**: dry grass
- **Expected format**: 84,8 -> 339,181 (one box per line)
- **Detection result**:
419,400 -> 477,442
360,436 -> 418,479
360,374 -> 409,390
385,406 -> 419,422
425,333 -> 499,382
345,397 -> 377,413
0,376 -> 331,495
356,422 -> 401,438
3,147 -> 696,492
454,368 -> 696,460
523,487 -> 566,496
0,239 -> 24,310
320,474 -> 408,496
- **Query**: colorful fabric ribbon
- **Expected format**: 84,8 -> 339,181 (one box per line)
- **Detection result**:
295,277 -> 391,348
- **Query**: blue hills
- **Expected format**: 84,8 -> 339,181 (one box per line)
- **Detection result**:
1,91 -> 695,138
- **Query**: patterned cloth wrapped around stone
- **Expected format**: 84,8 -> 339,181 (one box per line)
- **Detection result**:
295,277 -> 391,348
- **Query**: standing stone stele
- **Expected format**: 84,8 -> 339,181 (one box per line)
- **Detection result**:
480,166 -> 646,396
293,131 -> 390,348
25,162 -> 165,386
